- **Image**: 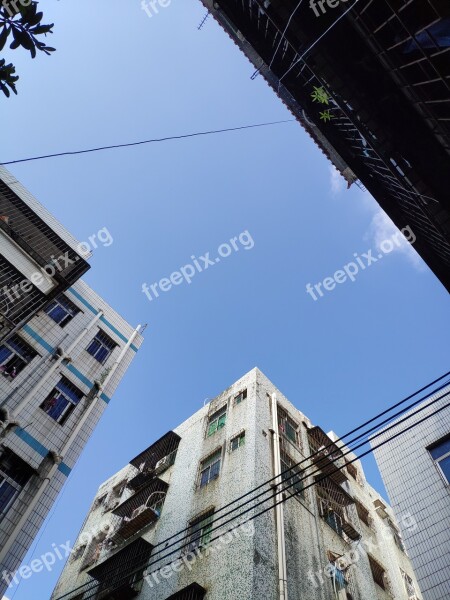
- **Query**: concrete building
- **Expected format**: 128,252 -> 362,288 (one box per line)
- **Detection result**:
0,165 -> 90,342
52,369 -> 420,600
372,384 -> 450,600
0,170 -> 144,597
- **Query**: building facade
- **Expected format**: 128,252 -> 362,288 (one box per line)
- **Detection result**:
0,165 -> 90,342
52,369 -> 420,600
0,169 -> 144,597
372,384 -> 450,600
198,0 -> 450,291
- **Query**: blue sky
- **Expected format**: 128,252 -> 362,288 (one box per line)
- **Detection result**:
1,1 -> 449,598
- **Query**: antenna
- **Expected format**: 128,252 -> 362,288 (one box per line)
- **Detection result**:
198,11 -> 210,30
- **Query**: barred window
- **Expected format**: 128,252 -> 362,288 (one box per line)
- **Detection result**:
40,377 -> 84,425
0,334 -> 37,378
45,294 -> 80,327
278,407 -> 300,448
187,509 -> 214,552
86,330 -> 117,364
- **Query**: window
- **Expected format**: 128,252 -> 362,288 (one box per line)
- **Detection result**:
278,407 -> 300,447
187,509 -> 214,552
44,294 -> 80,327
0,334 -> 37,378
165,583 -> 206,600
401,569 -> 417,599
428,434 -> 450,484
0,449 -> 34,516
206,406 -> 227,436
230,431 -> 245,451
355,500 -> 371,528
86,330 -> 117,364
368,555 -> 389,591
280,450 -> 304,497
40,377 -> 84,424
199,450 -> 221,488
234,389 -> 247,405
387,518 -> 406,552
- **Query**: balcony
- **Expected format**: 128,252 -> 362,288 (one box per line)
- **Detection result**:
110,477 -> 168,544
127,448 -> 177,492
88,539 -> 152,600
129,431 -> 180,476
0,169 -> 90,340
316,477 -> 361,542
308,427 -> 347,484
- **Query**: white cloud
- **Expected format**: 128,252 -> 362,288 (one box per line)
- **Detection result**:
329,165 -> 345,196
362,193 -> 425,271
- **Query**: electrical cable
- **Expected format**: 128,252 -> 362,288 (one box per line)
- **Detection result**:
53,375 -> 450,600
60,394 -> 450,600
0,120 -> 295,166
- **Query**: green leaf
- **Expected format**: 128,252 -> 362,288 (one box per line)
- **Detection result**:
0,26 -> 9,51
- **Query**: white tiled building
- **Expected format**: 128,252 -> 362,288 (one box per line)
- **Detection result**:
0,168 -> 143,597
51,369 -> 420,600
373,386 -> 450,600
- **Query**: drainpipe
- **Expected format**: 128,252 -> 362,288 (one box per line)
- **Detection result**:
0,310 -> 103,436
270,392 -> 288,600
0,324 -> 141,563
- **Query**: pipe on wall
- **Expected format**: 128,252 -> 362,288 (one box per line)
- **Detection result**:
270,392 -> 288,600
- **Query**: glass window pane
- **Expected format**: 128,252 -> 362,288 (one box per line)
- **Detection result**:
0,479 -> 18,513
438,455 -> 450,483
200,468 -> 210,488
209,459 -> 221,480
217,414 -> 226,429
207,421 -> 217,436
430,437 -> 450,460
0,346 -> 12,365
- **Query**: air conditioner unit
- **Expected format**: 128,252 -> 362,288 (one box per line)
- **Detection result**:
155,455 -> 170,473
131,505 -> 146,520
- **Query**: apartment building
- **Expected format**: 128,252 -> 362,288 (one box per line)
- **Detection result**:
372,384 -> 450,600
52,369 -> 420,600
0,165 -> 90,342
198,0 -> 450,291
0,168 -> 144,597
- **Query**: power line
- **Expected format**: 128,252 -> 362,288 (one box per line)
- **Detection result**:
53,373 -> 450,600
60,393 -> 450,600
0,120 -> 295,166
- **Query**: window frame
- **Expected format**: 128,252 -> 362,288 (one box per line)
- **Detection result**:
186,510 -> 214,553
0,472 -> 21,516
44,294 -> 81,328
280,450 -> 304,498
230,431 -> 245,452
278,407 -> 301,448
199,450 -> 222,488
86,330 -> 117,365
0,334 -> 37,379
234,389 -> 247,405
428,434 -> 450,485
40,377 -> 84,425
206,406 -> 227,437
400,569 -> 417,599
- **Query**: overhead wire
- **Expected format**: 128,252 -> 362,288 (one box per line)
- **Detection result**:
0,120 -> 295,166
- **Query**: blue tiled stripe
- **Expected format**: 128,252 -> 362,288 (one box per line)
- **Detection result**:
22,324 -> 55,353
67,287 -> 139,353
65,364 -> 111,404
13,428 -> 72,476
